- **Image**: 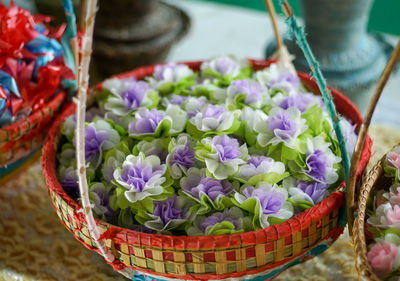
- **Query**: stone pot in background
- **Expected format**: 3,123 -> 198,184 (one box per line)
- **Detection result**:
34,0 -> 190,81
93,0 -> 190,78
266,0 -> 393,114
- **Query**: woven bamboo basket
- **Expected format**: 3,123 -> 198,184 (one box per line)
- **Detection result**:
43,59 -> 372,281
352,154 -> 394,281
0,91 -> 67,181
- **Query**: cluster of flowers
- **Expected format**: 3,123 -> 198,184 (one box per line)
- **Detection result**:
0,2 -> 73,126
366,146 -> 400,280
56,56 -> 357,236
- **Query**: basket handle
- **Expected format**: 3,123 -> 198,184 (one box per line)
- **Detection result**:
347,39 -> 400,234
66,0 -> 115,263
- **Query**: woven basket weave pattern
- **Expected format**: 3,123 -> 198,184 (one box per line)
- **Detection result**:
43,60 -> 372,280
0,92 -> 66,166
353,157 -> 388,281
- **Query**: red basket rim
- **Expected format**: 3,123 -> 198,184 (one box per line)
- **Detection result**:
42,59 -> 372,249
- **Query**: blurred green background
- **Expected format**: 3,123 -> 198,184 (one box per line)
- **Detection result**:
194,0 -> 400,35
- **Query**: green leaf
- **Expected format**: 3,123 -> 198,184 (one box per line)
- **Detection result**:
202,68 -> 222,79
135,208 -> 152,225
158,82 -> 175,95
185,122 -> 205,141
154,119 -> 172,137
248,171 -> 289,185
193,85 -> 212,99
115,186 -> 131,209
233,93 -> 247,109
95,88 -> 113,103
287,198 -> 313,210
302,105 -> 323,134
118,208 -> 134,228
281,145 -> 299,161
147,91 -> 160,108
268,216 -> 287,225
207,221 -> 243,235
384,227 -> 400,237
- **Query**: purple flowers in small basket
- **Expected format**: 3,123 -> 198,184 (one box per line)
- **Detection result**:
56,57 -> 357,236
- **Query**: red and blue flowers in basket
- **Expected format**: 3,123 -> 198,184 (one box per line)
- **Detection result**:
0,2 -> 74,127
55,56 -> 358,236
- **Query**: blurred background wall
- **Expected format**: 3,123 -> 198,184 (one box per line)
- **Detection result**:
192,0 -> 400,36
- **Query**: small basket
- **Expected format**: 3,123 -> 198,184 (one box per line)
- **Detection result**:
352,154 -> 393,281
0,91 -> 67,180
43,59 -> 372,281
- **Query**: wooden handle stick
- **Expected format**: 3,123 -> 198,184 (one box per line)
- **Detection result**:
263,0 -> 296,75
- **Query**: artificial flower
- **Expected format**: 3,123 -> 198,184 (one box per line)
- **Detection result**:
187,207 -> 249,236
195,134 -> 248,180
166,134 -> 197,179
367,242 -> 400,278
113,153 -> 167,204
234,183 -> 293,228
254,107 -> 307,149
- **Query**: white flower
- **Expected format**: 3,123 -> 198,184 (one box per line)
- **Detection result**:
367,202 -> 400,229
255,63 -> 299,94
237,155 -> 285,181
200,56 -> 244,77
192,104 -> 240,132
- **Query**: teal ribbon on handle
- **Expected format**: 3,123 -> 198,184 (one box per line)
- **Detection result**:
278,0 -> 350,227
61,0 -> 77,74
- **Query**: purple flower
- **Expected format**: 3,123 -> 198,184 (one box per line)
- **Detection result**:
269,73 -> 300,91
183,177 -> 232,202
90,183 -> 119,218
303,136 -> 341,185
153,196 -> 185,225
268,110 -> 297,140
279,93 -> 320,112
170,94 -> 188,105
202,105 -> 225,119
59,166 -> 79,201
199,210 -> 241,233
83,124 -> 109,161
235,184 -> 293,228
129,108 -> 165,134
243,186 -> 285,215
297,180 -> 328,203
227,80 -> 265,105
212,134 -> 241,162
120,80 -> 149,110
120,164 -> 163,193
247,155 -> 271,168
201,56 -> 241,77
170,144 -> 195,169
305,150 -> 327,182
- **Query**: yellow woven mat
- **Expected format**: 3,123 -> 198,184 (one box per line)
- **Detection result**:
0,124 -> 399,281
